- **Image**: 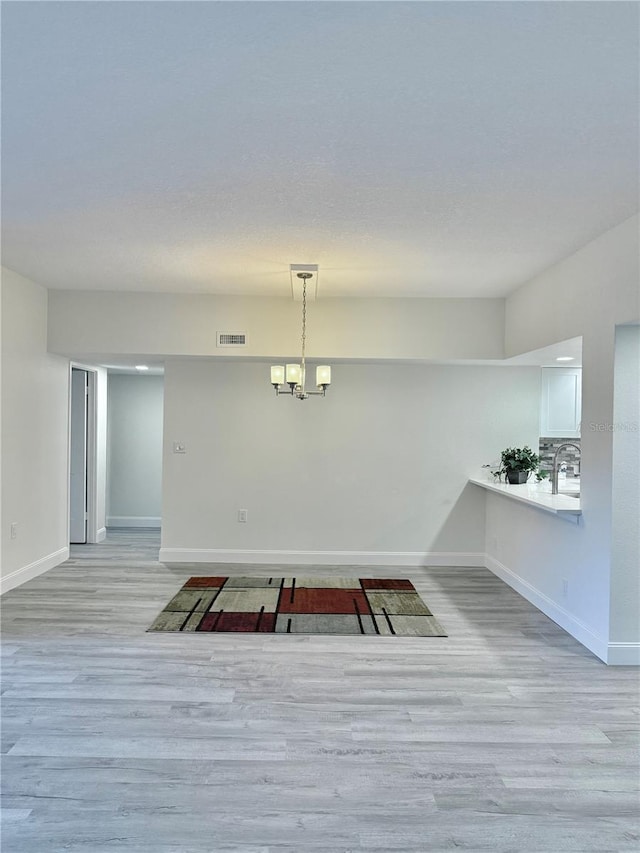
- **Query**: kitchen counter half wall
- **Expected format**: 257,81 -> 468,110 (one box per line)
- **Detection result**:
469,476 -> 582,523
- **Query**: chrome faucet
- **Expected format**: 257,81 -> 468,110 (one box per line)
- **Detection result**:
551,443 -> 581,495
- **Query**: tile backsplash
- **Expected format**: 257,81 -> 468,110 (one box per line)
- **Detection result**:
539,437 -> 581,478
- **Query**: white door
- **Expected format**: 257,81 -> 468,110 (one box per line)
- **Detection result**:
70,368 -> 88,543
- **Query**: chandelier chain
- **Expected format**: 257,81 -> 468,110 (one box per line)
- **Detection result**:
301,279 -> 307,382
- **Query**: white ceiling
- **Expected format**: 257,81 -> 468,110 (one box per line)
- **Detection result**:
2,2 -> 638,298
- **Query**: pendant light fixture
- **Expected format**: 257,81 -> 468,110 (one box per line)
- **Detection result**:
270,268 -> 331,400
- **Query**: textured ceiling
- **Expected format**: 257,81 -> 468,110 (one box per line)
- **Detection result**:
2,2 -> 638,298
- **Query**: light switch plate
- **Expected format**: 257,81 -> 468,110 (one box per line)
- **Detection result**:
173,442 -> 186,454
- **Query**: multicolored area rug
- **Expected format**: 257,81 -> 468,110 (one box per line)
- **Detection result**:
148,577 -> 447,636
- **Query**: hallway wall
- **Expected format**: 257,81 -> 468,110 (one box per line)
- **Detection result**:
610,324 -> 640,649
1,268 -> 70,591
107,374 -> 164,528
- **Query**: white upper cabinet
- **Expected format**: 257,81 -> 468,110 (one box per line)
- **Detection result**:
540,368 -> 582,438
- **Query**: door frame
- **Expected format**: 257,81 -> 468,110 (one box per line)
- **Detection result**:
68,363 -> 101,544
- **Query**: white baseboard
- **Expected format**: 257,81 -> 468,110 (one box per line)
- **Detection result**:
484,554 -> 609,663
158,548 -> 485,567
108,517 -> 161,529
87,527 -> 107,544
607,643 -> 640,666
1,547 -> 69,595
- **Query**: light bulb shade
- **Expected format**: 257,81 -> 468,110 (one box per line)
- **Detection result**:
270,365 -> 285,385
285,363 -> 302,385
316,365 -> 331,387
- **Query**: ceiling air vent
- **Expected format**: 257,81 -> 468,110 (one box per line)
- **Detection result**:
216,332 -> 247,348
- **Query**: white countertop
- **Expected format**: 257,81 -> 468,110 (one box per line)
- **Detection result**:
469,476 -> 582,521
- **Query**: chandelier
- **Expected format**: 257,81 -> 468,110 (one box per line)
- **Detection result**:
270,270 -> 331,400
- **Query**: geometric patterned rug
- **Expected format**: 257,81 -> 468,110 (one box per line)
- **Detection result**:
147,576 -> 447,636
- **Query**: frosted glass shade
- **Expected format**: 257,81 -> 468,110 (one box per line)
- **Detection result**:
270,365 -> 285,385
285,363 -> 302,385
316,365 -> 331,387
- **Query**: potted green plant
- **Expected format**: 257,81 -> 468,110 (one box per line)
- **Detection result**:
499,446 -> 541,485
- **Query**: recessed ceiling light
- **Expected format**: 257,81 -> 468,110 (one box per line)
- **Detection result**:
135,365 -> 149,371
555,356 -> 575,362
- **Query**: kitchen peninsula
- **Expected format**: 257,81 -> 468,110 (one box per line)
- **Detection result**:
469,476 -> 582,523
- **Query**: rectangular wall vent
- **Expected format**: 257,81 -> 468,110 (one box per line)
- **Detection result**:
217,332 -> 247,347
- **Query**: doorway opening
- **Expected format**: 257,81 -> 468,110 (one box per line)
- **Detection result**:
106,372 -> 164,531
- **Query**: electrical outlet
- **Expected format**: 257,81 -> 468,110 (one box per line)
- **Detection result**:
173,442 -> 186,454
10,522 -> 18,539
237,509 -> 248,523
561,578 -> 569,598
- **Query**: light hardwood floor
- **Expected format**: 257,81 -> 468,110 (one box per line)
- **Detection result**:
1,529 -> 639,852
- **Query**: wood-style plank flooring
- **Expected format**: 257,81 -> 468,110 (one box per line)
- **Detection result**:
2,529 -> 639,852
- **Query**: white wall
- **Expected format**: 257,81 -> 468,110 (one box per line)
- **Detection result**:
160,359 -> 540,563
1,268 -> 70,591
610,324 -> 640,649
505,216 -> 639,357
488,215 -> 640,663
107,374 -> 164,527
0,272 -> 2,582
484,492 -> 612,659
48,293 -> 506,362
